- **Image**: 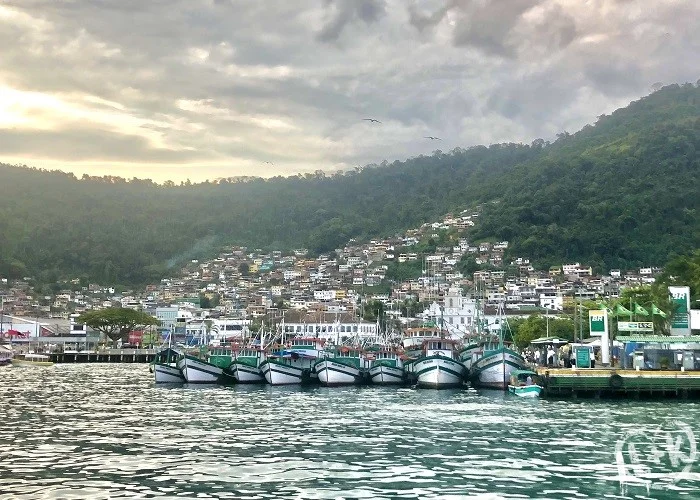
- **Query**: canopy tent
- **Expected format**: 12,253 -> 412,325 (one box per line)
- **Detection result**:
530,336 -> 568,345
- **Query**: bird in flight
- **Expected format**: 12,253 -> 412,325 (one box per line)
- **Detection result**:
362,118 -> 381,123
425,136 -> 441,140
263,161 -> 275,165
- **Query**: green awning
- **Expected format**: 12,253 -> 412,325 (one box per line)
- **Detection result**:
617,335 -> 700,344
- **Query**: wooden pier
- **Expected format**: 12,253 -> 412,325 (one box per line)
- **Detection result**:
537,368 -> 700,399
48,349 -> 158,363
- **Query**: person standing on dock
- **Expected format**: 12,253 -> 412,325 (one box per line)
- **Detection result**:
547,346 -> 555,367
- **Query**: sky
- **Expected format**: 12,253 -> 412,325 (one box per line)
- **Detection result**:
0,0 -> 698,183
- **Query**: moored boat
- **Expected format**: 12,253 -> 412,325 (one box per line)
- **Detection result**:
470,346 -> 529,390
11,353 -> 54,367
412,339 -> 466,389
229,348 -> 265,383
368,349 -> 406,385
176,353 -> 222,383
152,347 -> 185,383
0,345 -> 13,366
507,369 -> 543,398
314,346 -> 370,386
259,337 -> 325,386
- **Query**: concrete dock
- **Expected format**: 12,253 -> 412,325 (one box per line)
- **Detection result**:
537,367 -> 700,399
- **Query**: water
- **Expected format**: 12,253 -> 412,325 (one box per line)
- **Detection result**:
1,365 -> 699,499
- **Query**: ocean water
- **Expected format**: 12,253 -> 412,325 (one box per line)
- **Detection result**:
1,364 -> 699,499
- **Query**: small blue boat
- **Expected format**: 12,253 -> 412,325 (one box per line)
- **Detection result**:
507,369 -> 543,398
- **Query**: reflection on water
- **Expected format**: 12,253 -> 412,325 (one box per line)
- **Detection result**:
0,364 -> 698,499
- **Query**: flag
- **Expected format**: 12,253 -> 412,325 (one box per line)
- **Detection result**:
633,303 -> 649,316
597,302 -> 613,315
613,304 -> 633,317
651,304 -> 667,318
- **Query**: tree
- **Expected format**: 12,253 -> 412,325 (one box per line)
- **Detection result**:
78,308 -> 159,347
238,262 -> 250,276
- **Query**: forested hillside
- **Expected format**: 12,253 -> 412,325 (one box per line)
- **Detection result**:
1,83 -> 698,285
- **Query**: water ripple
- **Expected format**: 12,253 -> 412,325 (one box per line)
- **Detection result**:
0,365 -> 698,499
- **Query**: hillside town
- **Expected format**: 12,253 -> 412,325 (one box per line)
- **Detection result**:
0,208 -> 668,348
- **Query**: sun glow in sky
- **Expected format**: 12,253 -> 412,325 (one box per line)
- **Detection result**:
0,1 -> 698,183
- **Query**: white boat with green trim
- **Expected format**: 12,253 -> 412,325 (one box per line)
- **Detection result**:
152,347 -> 184,383
177,352 -> 222,383
412,339 -> 466,389
368,349 -> 406,385
507,369 -> 543,398
314,347 -> 370,386
259,337 -> 325,386
229,348 -> 264,383
469,344 -> 528,390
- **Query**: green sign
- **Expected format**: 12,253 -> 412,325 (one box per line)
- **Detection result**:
576,348 -> 591,368
589,310 -> 607,337
669,286 -> 691,335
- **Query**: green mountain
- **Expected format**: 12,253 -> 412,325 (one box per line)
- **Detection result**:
0,83 -> 698,284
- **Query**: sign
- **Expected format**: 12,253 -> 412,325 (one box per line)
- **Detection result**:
576,347 -> 591,368
669,286 -> 691,336
618,322 -> 654,332
589,310 -> 608,337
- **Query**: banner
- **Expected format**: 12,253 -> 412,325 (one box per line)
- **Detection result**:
589,310 -> 608,337
617,321 -> 654,332
669,286 -> 691,336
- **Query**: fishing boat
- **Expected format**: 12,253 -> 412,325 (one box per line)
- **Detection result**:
228,347 -> 265,383
314,346 -> 370,386
151,347 -> 185,383
176,350 -> 223,383
412,339 -> 466,389
467,301 -> 529,390
507,369 -> 543,398
11,353 -> 54,367
259,337 -> 325,385
368,349 -> 406,385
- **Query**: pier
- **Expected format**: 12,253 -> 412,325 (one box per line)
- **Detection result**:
538,367 -> 700,399
48,349 -> 157,363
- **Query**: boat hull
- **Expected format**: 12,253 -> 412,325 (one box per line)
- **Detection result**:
315,360 -> 362,386
231,362 -> 265,383
471,349 -> 528,390
413,356 -> 465,389
508,384 -> 543,398
259,359 -> 306,385
11,359 -> 54,367
369,365 -> 405,384
153,363 -> 185,383
176,356 -> 222,383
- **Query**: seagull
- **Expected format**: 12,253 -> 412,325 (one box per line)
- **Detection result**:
263,161 -> 275,166
362,118 -> 382,123
424,136 -> 442,140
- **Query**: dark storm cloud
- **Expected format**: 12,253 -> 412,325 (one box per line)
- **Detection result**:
0,0 -> 697,181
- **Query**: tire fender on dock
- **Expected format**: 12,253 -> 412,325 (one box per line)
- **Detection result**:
609,374 -> 624,388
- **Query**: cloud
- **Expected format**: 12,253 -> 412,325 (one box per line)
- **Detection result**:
0,0 -> 697,182
316,0 -> 387,42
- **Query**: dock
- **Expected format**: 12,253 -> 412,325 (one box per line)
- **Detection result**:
48,349 -> 158,363
538,367 -> 700,399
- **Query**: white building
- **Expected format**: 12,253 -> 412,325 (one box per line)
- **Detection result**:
421,287 -> 478,336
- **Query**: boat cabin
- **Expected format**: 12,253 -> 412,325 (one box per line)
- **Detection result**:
423,339 -> 459,358
287,337 -> 326,350
403,327 -> 444,350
